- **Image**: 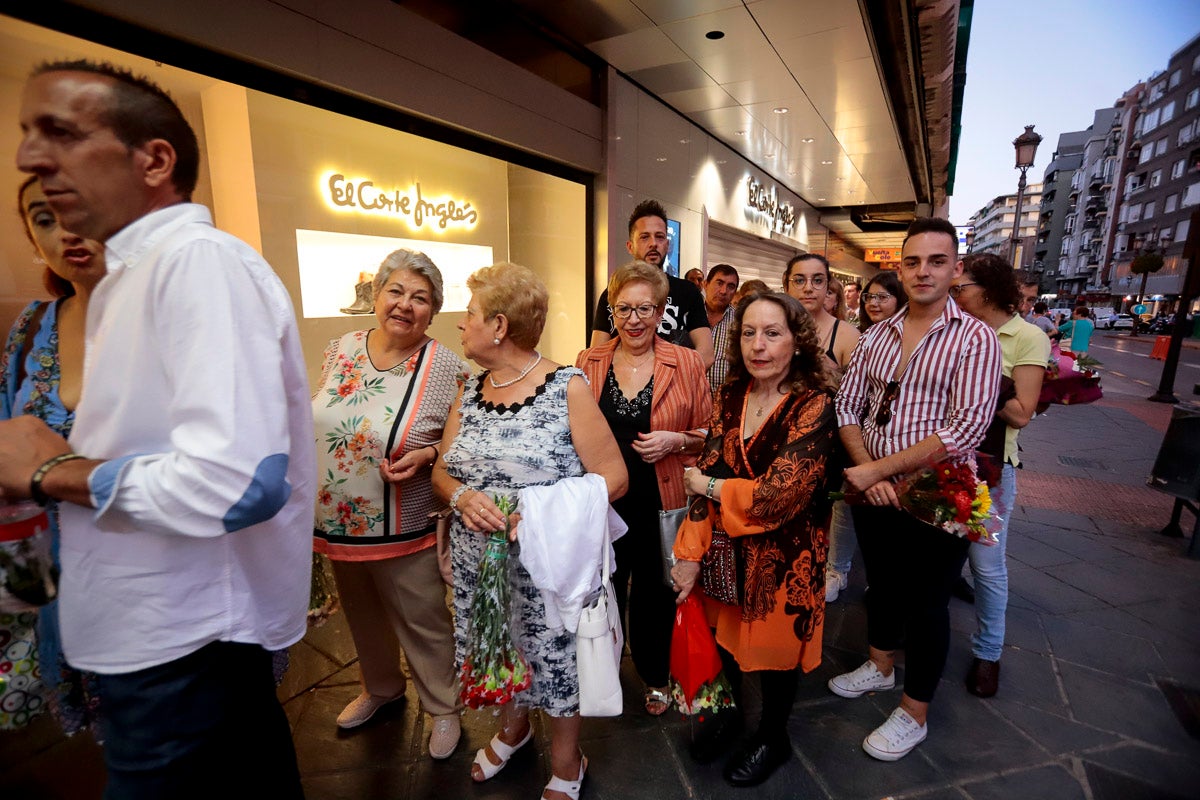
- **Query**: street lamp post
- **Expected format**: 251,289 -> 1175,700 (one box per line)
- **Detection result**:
1009,125 -> 1043,267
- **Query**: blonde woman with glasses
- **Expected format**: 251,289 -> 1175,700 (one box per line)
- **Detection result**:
576,261 -> 711,717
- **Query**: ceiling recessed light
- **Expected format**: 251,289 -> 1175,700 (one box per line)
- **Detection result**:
716,159 -> 727,164
656,157 -> 667,162
679,138 -> 690,144
765,152 -> 775,158
817,197 -> 827,202
735,130 -> 747,136
773,107 -> 789,114
705,30 -> 725,40
807,186 -> 815,190
801,137 -> 814,143
836,177 -> 845,181
821,160 -> 833,165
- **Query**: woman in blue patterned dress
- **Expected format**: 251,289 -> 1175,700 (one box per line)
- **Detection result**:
433,263 -> 626,800
0,177 -> 105,734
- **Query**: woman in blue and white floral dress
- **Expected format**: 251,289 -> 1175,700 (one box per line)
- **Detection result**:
434,263 -> 626,800
0,177 -> 105,735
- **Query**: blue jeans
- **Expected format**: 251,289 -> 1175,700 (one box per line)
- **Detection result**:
96,641 -> 301,800
968,464 -> 1016,662
826,500 -> 855,576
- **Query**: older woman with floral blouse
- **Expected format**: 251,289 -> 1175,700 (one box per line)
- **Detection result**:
312,249 -> 466,760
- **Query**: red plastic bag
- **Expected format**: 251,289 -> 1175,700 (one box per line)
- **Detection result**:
669,593 -> 723,706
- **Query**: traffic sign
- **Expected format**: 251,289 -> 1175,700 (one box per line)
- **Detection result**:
1133,303 -> 1148,315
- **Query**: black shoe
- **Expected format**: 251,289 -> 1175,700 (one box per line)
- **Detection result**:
688,710 -> 742,764
722,734 -> 790,787
951,576 -> 975,604
966,658 -> 1000,698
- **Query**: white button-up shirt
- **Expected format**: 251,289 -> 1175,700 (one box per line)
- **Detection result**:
59,203 -> 316,674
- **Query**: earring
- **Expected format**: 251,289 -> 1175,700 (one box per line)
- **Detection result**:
493,338 -> 501,345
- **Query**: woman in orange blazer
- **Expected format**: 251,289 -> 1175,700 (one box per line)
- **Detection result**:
576,261 -> 712,715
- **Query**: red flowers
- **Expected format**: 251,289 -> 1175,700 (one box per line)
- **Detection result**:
459,495 -> 533,708
832,459 -> 1000,545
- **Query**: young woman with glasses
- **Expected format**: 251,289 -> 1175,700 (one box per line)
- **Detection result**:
857,271 -> 909,333
783,254 -> 859,381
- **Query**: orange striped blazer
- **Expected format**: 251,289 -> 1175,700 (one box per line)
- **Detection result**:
576,338 -> 712,510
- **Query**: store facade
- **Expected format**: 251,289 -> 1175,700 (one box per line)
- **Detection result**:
0,5 -> 594,377
3,2 -> 873,379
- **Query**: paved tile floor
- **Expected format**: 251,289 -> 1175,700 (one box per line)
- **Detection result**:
3,392 -> 1199,799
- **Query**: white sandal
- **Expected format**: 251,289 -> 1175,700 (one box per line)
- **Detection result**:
542,754 -> 587,800
471,726 -> 533,782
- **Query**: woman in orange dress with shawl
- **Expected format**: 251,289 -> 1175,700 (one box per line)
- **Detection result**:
671,291 -> 836,788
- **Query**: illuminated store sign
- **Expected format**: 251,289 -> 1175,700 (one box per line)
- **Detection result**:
745,177 -> 796,234
321,172 -> 479,231
865,248 -> 902,262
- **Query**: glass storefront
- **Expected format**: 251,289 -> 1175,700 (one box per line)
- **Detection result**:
0,17 -> 589,382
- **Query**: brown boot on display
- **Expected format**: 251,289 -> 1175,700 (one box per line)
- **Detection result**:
340,272 -> 375,314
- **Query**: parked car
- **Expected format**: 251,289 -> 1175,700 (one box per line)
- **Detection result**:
1107,314 -> 1135,330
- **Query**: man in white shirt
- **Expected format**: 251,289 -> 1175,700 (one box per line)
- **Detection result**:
0,60 -> 313,797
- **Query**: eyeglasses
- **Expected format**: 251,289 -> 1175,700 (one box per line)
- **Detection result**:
948,283 -> 978,298
862,292 -> 894,303
788,275 -> 827,289
875,380 -> 900,428
610,303 -> 658,320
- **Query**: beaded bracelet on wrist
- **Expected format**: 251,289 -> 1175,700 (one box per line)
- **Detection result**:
449,484 -> 470,513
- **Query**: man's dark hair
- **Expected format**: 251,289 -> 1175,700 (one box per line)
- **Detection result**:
706,263 -> 738,282
1014,269 -> 1040,288
961,253 -> 1021,314
902,217 -> 959,251
627,199 -> 668,238
784,252 -> 829,281
1033,301 -> 1049,314
845,279 -> 861,290
33,60 -> 199,199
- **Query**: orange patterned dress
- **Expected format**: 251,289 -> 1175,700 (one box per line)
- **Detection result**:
674,382 -> 836,672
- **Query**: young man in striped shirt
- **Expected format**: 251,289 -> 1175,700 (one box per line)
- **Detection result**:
828,217 -> 1002,761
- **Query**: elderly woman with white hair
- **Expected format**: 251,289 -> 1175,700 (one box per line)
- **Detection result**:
312,249 -> 468,759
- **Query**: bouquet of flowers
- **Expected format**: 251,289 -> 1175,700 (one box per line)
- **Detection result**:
459,495 -> 533,708
831,460 -> 1001,546
668,593 -> 736,716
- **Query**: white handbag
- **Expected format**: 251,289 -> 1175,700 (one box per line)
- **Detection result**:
575,534 -> 624,717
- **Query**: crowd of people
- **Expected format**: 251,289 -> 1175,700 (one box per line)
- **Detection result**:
0,58 -> 1063,799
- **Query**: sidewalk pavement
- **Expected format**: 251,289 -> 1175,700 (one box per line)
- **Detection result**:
4,394 -> 1199,799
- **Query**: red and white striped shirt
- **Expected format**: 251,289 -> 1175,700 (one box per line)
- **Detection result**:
835,299 -> 1002,461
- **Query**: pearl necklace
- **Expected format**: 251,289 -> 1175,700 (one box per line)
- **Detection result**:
489,351 -> 542,388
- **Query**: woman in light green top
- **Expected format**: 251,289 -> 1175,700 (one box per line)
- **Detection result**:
950,254 -> 1049,699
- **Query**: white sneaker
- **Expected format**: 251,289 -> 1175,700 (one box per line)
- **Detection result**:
828,660 -> 895,698
825,570 -> 848,602
863,706 -> 927,761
